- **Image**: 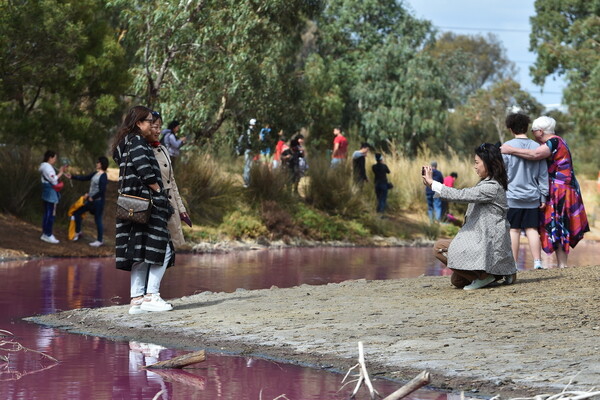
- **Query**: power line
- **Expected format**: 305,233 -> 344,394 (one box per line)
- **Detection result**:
437,26 -> 530,33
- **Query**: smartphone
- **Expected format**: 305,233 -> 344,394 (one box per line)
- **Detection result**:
421,167 -> 425,176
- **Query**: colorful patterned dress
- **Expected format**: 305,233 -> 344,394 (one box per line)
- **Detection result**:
540,136 -> 589,254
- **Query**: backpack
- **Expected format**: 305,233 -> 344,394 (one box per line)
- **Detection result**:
160,130 -> 172,148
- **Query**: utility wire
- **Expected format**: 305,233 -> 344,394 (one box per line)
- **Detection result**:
437,26 -> 530,33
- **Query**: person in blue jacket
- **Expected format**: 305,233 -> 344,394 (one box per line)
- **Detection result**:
67,156 -> 109,246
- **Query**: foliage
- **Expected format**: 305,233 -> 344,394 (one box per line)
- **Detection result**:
245,163 -> 295,206
530,0 -> 600,166
426,32 -> 516,107
0,147 -> 40,216
0,0 -> 130,156
220,210 -> 268,239
310,0 -> 449,153
292,202 -> 367,241
108,0 -> 322,141
303,156 -> 369,218
173,150 -> 239,225
457,79 -> 544,144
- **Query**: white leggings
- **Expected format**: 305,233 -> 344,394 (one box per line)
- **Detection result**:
130,245 -> 172,298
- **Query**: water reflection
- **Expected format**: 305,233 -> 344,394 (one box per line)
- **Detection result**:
1,243 -> 597,399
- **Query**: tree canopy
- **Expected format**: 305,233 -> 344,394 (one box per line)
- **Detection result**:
0,0 -> 130,156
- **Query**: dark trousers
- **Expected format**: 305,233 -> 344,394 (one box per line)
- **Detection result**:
42,201 -> 56,236
433,238 -> 491,288
73,200 -> 104,242
375,183 -> 389,213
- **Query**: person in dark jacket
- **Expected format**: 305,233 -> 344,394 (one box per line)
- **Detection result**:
67,156 -> 109,246
352,143 -> 370,185
112,105 -> 175,315
372,153 -> 391,213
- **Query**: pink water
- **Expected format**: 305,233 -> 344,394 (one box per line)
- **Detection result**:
1,243 -> 597,399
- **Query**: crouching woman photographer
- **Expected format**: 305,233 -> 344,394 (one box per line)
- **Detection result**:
423,143 -> 516,290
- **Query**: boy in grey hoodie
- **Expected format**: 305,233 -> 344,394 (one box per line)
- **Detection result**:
502,113 -> 549,270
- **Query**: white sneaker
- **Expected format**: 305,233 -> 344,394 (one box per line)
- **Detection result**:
140,293 -> 173,312
128,297 -> 147,315
89,240 -> 103,247
464,275 -> 496,290
72,232 -> 80,241
41,234 -> 59,244
533,259 -> 544,269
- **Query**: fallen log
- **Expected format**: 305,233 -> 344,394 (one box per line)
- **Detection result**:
143,350 -> 206,369
382,370 -> 431,400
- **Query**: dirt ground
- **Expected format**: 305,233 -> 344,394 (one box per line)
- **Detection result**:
3,182 -> 600,398
27,265 -> 600,398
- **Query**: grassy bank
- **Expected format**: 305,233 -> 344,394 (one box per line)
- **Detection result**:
2,145 -> 598,245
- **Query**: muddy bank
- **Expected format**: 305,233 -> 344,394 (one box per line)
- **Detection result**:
27,266 -> 600,398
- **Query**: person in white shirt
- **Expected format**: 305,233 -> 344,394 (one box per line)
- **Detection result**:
39,150 -> 67,244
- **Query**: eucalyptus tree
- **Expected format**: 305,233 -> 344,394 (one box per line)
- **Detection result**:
0,0 -> 130,154
426,32 -> 517,107
109,0 -> 321,141
459,79 -> 543,145
309,0 -> 450,154
530,0 -> 600,164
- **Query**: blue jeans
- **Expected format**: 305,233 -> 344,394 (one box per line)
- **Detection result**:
243,149 -> 252,186
42,201 -> 56,236
73,199 -> 104,242
427,194 -> 442,221
375,183 -> 389,213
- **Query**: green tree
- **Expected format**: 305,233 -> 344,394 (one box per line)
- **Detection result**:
110,0 -> 321,141
530,0 -> 600,142
0,0 -> 130,155
457,79 -> 543,146
426,32 -> 517,106
309,0 -> 449,153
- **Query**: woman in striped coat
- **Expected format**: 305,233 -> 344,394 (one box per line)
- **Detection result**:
112,106 -> 175,314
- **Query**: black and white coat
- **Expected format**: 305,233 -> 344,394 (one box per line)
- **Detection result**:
113,134 -> 174,271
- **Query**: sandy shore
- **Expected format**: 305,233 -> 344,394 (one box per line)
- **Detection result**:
27,266 -> 600,398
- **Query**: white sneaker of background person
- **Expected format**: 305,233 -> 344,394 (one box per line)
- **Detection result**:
40,234 -> 60,244
89,240 -> 103,247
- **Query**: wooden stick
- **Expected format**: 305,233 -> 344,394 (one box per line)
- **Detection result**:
149,369 -> 207,389
357,342 -> 379,399
382,370 -> 431,400
144,350 -> 206,369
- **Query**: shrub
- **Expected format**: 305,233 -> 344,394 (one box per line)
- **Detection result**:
246,163 -> 295,205
174,151 -> 239,225
304,155 -> 369,218
261,200 -> 302,239
0,147 -> 40,216
220,210 -> 268,239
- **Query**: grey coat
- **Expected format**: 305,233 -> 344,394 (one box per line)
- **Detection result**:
439,178 -> 516,276
113,134 -> 174,271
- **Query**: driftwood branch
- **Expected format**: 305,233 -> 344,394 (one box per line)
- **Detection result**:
382,370 -> 431,400
342,341 -> 380,399
143,350 -> 206,369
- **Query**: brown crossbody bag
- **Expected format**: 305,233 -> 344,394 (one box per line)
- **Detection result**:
116,140 -> 153,224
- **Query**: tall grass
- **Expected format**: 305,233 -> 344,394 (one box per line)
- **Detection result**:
304,155 -> 370,218
174,152 -> 240,225
383,147 -> 479,213
0,146 -> 42,217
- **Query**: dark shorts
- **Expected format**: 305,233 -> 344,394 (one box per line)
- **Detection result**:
507,208 -> 539,229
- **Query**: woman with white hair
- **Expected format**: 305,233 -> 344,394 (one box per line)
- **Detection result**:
500,116 -> 589,268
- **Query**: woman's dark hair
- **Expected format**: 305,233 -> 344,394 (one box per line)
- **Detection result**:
475,143 -> 508,190
168,120 -> 180,130
450,172 -> 458,178
98,156 -> 109,171
111,105 -> 152,153
43,150 -> 56,162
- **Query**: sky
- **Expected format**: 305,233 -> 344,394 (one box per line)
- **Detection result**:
406,0 -> 565,110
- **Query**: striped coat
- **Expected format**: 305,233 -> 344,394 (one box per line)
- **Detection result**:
113,134 -> 174,271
